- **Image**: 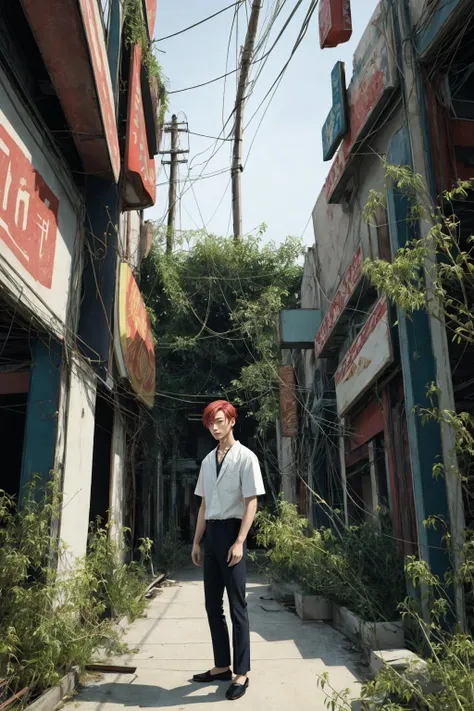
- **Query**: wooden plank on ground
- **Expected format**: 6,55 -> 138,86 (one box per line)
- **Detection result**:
0,688 -> 28,711
85,664 -> 137,674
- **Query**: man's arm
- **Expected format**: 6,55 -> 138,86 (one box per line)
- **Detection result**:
227,496 -> 257,567
192,498 -> 206,566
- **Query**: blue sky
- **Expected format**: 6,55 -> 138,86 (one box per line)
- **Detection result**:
148,0 -> 378,245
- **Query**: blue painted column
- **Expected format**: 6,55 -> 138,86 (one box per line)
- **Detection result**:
20,338 -> 62,500
78,178 -> 119,380
78,0 -> 121,380
386,126 -> 450,581
107,0 -> 123,104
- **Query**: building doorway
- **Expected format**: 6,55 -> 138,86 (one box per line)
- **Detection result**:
88,387 -> 114,526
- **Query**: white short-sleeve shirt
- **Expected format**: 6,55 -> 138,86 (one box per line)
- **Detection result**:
194,441 -> 265,520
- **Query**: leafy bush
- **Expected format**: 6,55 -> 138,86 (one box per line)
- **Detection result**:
86,520 -> 152,620
328,514 -> 406,621
254,498 -> 310,584
0,480 -> 151,702
158,523 -> 188,573
255,499 -> 405,622
319,558 -> 474,711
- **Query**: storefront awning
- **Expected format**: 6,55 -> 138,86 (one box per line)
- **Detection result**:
279,309 -> 322,350
115,262 -> 156,408
20,0 -> 120,182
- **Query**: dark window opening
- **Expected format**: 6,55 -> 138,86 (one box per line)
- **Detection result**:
0,392 -> 28,498
89,388 -> 114,527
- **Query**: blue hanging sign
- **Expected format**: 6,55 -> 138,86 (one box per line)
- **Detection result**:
322,61 -> 348,162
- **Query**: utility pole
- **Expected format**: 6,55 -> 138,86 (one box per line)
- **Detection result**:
232,0 -> 262,241
395,0 -> 465,627
161,115 -> 189,254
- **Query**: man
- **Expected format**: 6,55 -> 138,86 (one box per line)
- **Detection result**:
191,400 -> 265,701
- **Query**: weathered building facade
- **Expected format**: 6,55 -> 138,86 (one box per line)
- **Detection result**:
0,0 -> 161,569
279,0 -> 474,622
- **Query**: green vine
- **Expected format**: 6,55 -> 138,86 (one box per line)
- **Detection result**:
123,0 -> 169,124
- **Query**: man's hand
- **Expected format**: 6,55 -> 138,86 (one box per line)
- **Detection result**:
227,541 -> 243,567
191,543 -> 201,567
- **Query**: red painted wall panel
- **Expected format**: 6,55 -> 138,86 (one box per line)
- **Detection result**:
124,45 -> 156,209
319,0 -> 352,49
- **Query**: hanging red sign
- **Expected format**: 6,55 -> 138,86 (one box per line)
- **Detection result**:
0,124 -> 59,289
315,246 -> 363,357
279,366 -> 298,437
118,262 -> 155,408
319,0 -> 352,49
124,44 -> 156,209
144,0 -> 157,39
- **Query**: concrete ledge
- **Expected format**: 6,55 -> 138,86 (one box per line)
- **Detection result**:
270,580 -> 303,603
370,648 -> 438,694
294,592 -> 332,620
333,604 -> 404,650
370,648 -> 424,676
24,667 -> 79,711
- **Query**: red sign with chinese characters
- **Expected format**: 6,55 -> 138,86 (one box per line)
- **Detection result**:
314,246 -> 363,357
323,3 -> 397,202
0,125 -> 59,289
279,366 -> 298,437
319,0 -> 352,49
335,297 -> 388,386
124,45 -> 156,209
145,0 -> 157,38
324,63 -> 387,201
335,297 -> 392,415
118,262 -> 155,408
80,0 -> 121,181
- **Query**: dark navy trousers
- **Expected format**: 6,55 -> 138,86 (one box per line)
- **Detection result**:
203,518 -> 250,675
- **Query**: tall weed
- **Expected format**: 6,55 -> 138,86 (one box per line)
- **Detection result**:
255,499 -> 405,622
0,479 -> 151,702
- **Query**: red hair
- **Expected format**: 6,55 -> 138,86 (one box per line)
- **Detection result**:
202,400 -> 237,428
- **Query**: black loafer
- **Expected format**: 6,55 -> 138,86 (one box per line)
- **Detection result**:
193,669 -> 232,683
226,678 -> 249,700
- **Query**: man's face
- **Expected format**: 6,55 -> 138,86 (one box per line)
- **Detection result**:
209,409 -> 235,441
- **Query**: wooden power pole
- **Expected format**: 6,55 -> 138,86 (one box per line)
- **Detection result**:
232,0 -> 262,241
161,114 -> 189,254
166,114 -> 178,253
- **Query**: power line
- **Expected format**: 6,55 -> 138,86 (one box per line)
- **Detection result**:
167,0 -> 303,96
244,0 -> 319,168
155,1 -> 245,42
169,54 -> 267,95
189,131 -> 234,142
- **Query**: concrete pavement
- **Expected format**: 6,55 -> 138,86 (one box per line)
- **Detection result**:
72,567 -> 364,710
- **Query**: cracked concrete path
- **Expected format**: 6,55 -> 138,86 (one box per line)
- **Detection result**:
71,567 -> 364,710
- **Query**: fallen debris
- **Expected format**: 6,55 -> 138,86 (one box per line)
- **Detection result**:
143,573 -> 167,597
84,665 -> 137,675
0,688 -> 28,711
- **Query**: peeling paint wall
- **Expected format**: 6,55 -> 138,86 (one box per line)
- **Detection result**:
300,248 -> 319,392
109,407 -> 126,551
119,210 -> 142,272
312,108 -> 403,309
0,65 -> 83,336
57,355 -> 96,574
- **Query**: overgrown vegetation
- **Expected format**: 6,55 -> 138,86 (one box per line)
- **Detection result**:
157,524 -> 188,573
364,163 -> 474,619
141,228 -> 303,435
0,479 -> 151,703
319,558 -> 474,710
314,163 -> 474,708
123,0 -> 169,123
255,499 -> 405,622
